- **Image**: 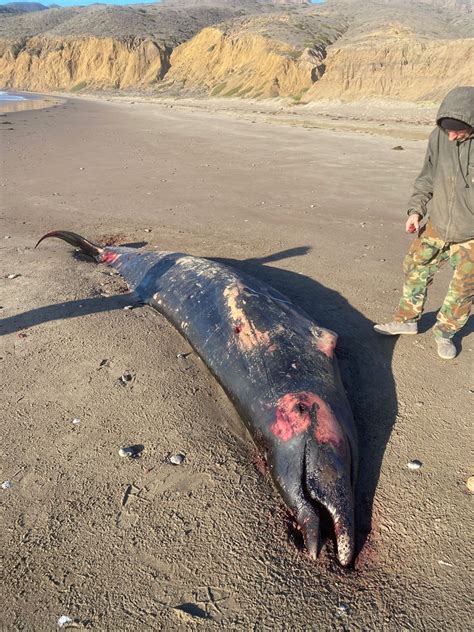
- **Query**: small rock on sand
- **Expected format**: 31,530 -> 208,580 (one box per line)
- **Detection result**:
169,453 -> 185,466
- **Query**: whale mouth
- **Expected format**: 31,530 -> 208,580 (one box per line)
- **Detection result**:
323,503 -> 354,568
300,444 -> 355,567
298,488 -> 355,568
287,495 -> 354,567
271,391 -> 356,566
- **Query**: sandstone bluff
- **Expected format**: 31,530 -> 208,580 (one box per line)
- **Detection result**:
0,0 -> 472,101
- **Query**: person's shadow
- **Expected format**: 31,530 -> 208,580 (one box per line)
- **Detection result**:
1,245 -> 399,558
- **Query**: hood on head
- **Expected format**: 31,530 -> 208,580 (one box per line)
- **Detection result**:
436,86 -> 474,130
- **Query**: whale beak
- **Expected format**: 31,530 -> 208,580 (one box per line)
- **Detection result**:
275,436 -> 355,567
270,391 -> 357,566
317,498 -> 355,567
304,441 -> 356,567
295,501 -> 354,567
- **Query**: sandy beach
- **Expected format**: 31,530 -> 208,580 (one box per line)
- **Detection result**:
0,96 -> 472,630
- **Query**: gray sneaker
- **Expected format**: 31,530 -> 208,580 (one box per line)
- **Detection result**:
436,337 -> 457,360
373,321 -> 418,336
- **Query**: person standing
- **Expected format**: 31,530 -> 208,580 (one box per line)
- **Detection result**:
374,86 -> 473,359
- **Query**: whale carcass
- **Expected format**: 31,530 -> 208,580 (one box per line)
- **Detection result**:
37,231 -> 358,566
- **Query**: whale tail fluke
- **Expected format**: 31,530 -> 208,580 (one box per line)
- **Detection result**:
35,231 -> 103,259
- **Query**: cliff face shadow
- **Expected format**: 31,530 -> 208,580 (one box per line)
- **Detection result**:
211,249 -> 398,556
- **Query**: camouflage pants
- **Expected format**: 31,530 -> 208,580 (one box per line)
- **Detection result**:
394,221 -> 474,338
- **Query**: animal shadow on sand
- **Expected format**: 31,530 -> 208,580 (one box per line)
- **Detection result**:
2,245 -> 403,560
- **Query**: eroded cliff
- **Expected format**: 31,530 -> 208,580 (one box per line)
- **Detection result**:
0,36 -> 170,91
161,2 -> 473,101
164,14 -> 341,99
0,0 -> 472,101
303,33 -> 474,101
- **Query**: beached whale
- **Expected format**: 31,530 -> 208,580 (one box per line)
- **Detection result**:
37,231 -> 358,566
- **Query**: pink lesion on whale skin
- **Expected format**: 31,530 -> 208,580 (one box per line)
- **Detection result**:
270,393 -> 314,441
312,395 -> 345,447
271,392 -> 344,448
311,326 -> 338,358
100,251 -> 120,265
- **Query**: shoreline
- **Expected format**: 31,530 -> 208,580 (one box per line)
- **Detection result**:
0,91 -> 65,114
3,87 -> 438,139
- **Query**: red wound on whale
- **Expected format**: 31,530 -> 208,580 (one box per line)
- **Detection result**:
271,392 -> 344,447
271,393 -> 314,441
312,395 -> 344,447
313,328 -> 337,358
100,252 -> 119,264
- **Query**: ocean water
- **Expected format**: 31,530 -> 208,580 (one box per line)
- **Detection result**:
0,90 -> 60,113
0,91 -> 30,103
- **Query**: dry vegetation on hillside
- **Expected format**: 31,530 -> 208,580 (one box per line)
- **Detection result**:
0,3 -> 267,42
0,0 -> 472,99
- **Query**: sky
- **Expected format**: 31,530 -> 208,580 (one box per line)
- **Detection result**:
0,1 -> 325,6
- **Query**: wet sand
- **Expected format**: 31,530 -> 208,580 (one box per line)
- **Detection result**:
0,96 -> 472,630
0,92 -> 64,114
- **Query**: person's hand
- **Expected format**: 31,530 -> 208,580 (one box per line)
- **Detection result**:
405,213 -> 420,233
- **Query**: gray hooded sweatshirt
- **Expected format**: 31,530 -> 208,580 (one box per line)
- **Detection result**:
407,86 -> 474,243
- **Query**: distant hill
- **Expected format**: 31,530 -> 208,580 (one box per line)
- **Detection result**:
0,2 -> 49,15
0,3 -> 272,42
161,1 -> 310,5
0,0 -> 472,101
